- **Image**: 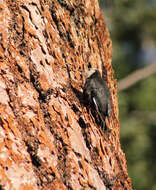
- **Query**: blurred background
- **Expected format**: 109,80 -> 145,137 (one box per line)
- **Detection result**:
100,1 -> 156,190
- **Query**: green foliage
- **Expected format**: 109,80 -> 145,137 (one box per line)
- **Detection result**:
132,76 -> 156,110
100,0 -> 156,190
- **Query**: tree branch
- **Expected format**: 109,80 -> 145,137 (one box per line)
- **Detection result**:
118,62 -> 156,91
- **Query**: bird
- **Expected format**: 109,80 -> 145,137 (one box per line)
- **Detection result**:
82,68 -> 111,131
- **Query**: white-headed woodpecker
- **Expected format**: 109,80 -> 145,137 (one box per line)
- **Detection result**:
83,68 -> 111,131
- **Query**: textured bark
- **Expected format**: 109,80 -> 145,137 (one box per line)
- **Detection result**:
0,0 -> 132,189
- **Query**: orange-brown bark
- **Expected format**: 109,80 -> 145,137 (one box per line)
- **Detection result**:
0,0 -> 132,189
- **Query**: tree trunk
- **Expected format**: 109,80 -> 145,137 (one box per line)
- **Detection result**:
0,0 -> 132,189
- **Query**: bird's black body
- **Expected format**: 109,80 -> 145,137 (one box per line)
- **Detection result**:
83,70 -> 111,130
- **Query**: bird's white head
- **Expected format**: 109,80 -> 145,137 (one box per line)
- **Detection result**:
83,68 -> 97,78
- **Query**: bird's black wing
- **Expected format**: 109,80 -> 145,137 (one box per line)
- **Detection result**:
92,96 -> 106,130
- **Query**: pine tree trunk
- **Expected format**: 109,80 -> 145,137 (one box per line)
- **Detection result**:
0,0 -> 132,189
